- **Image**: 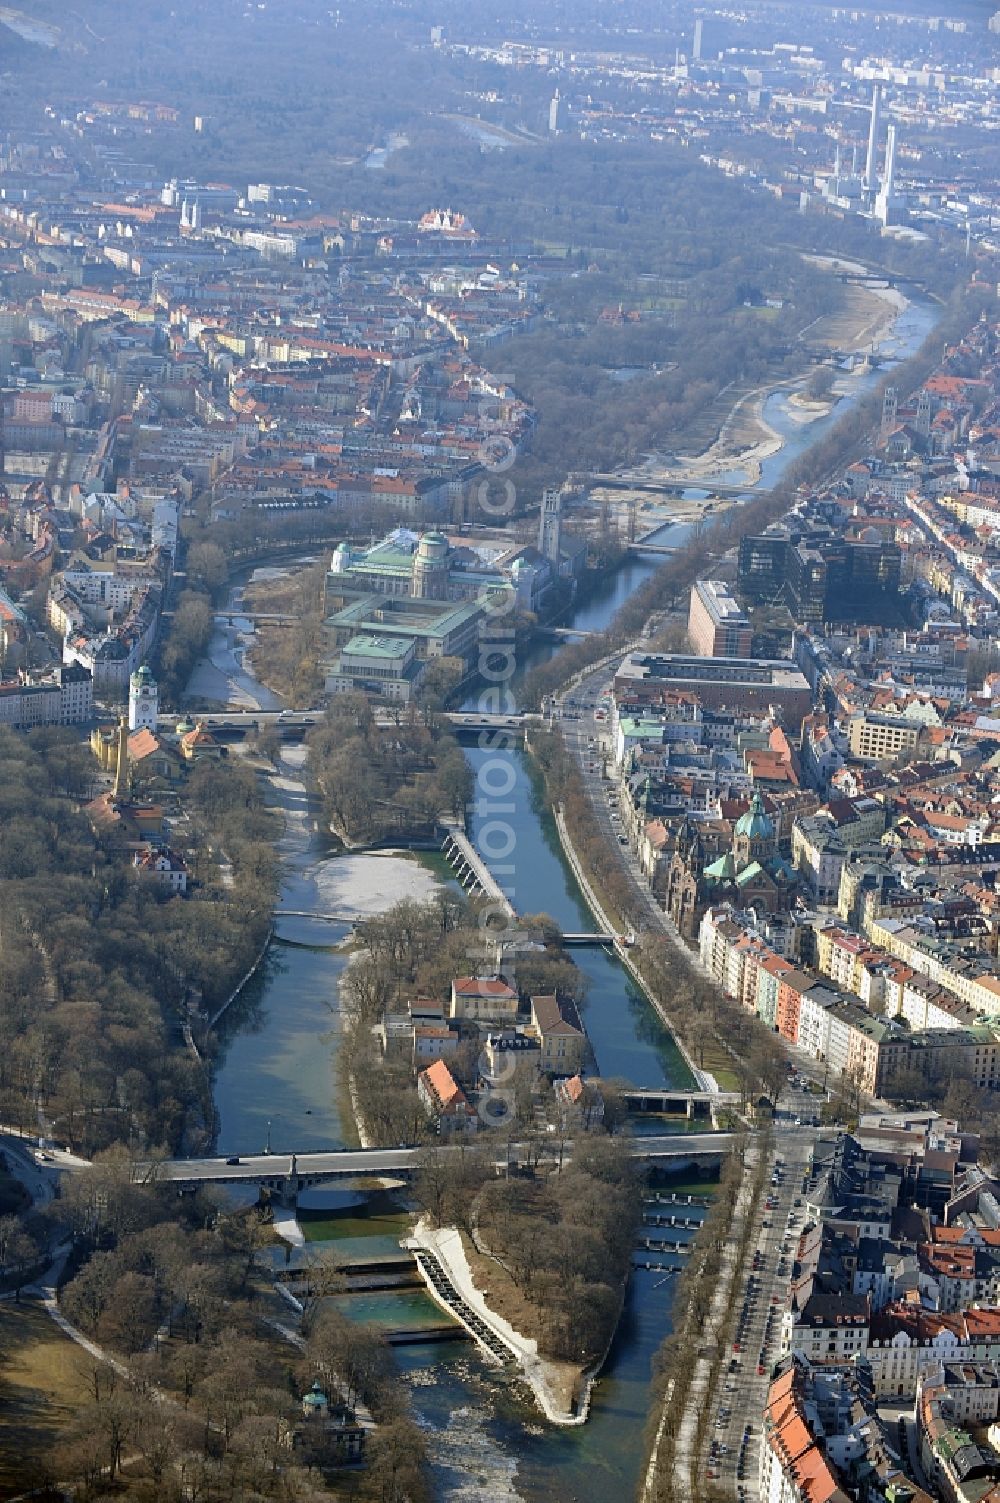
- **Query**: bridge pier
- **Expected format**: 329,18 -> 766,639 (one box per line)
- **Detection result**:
278,1176 -> 300,1208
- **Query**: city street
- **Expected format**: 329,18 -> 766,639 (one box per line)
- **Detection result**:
553,660 -> 883,1111
704,1120 -> 815,1500
0,1132 -> 62,1208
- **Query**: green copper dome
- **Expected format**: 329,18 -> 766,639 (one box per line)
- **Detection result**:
733,791 -> 774,842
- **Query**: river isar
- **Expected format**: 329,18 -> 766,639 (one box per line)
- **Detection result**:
197,600 -> 695,1503
193,283 -> 940,1501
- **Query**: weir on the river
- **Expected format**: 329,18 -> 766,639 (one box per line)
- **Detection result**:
440,825 -> 515,916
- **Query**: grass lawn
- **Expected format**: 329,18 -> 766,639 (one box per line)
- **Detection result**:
0,1304 -> 90,1499
694,1037 -> 742,1094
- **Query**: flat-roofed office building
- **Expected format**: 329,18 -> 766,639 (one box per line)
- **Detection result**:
847,713 -> 922,762
614,652 -> 813,730
687,579 -> 753,658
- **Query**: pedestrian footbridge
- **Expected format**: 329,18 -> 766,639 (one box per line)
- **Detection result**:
622,1087 -> 741,1121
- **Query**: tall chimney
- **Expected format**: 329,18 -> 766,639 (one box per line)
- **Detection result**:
864,83 -> 882,192
113,714 -> 130,799
882,123 -> 897,201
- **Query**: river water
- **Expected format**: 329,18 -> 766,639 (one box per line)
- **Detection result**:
756,293 -> 939,489
464,744 -> 691,1089
194,282 -> 940,1500
197,583 -> 695,1498
200,594 -> 696,1499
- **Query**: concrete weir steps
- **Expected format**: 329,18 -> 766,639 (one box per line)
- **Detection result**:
647,1193 -> 710,1208
412,1247 -> 512,1365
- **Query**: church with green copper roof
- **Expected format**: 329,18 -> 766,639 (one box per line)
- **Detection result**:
664,791 -> 801,939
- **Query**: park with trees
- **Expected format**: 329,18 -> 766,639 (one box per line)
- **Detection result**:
332,891 -> 642,1380
306,696 -> 472,847
0,3 -> 992,1492
414,1133 -> 641,1376
0,727 -> 276,1159
339,892 -> 589,1148
18,1161 -> 431,1501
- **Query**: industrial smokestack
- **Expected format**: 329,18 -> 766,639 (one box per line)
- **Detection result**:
882,123 -> 897,201
864,83 -> 882,192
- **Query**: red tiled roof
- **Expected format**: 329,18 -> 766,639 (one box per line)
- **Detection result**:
453,977 -> 517,999
420,1058 -> 466,1111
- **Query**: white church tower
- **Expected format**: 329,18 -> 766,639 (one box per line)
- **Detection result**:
129,664 -> 159,732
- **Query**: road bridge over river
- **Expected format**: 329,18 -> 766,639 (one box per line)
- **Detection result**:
215,611 -> 301,625
143,1133 -> 736,1193
167,709 -> 542,736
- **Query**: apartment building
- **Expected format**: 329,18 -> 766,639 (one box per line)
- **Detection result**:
528,993 -> 589,1074
761,1356 -> 926,1503
448,976 -> 519,1025
0,664 -> 93,728
756,953 -> 795,1028
792,815 -> 849,903
866,917 -> 1000,1019
868,1306 -> 1000,1399
781,1291 -> 871,1366
416,1058 -> 477,1135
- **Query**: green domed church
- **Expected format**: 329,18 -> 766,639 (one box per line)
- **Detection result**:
664,792 -> 800,939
